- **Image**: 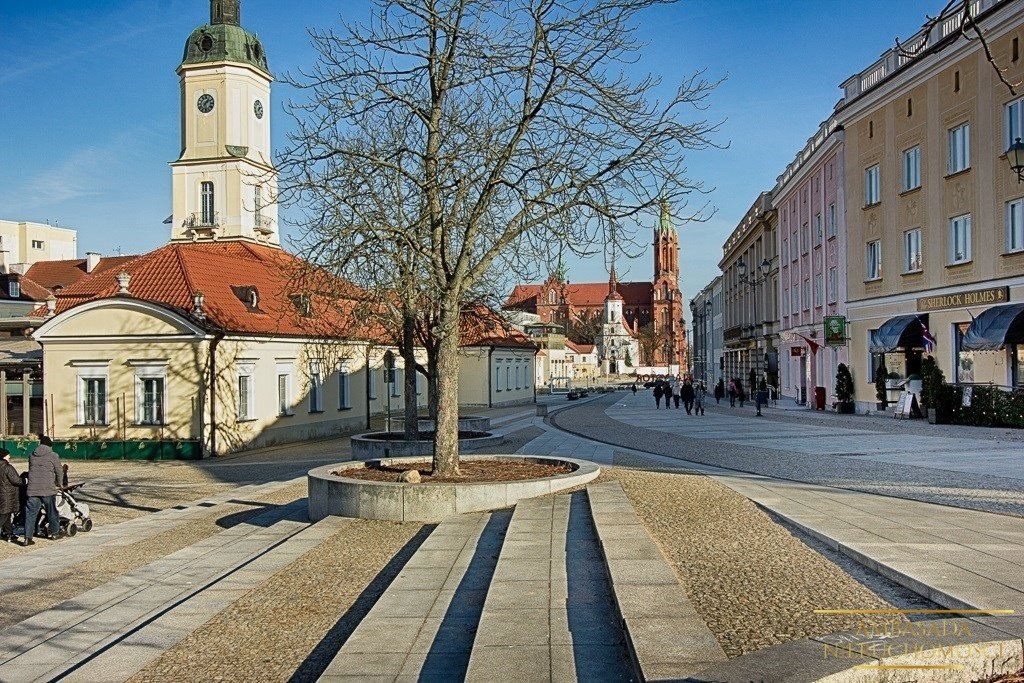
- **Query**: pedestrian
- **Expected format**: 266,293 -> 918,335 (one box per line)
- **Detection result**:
653,382 -> 664,409
672,383 -> 681,409
681,379 -> 695,414
714,378 -> 724,404
0,449 -> 21,543
736,378 -> 746,408
23,436 -> 63,546
694,382 -> 707,416
631,383 -> 638,396
727,379 -> 736,408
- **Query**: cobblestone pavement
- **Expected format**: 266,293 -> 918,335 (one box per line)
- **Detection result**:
552,392 -> 1024,516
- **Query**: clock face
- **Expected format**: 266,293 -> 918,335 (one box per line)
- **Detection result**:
197,94 -> 215,114
254,100 -> 264,119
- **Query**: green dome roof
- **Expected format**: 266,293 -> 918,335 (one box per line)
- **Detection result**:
181,23 -> 269,76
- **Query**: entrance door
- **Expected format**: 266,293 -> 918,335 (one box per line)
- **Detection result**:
799,354 -> 807,404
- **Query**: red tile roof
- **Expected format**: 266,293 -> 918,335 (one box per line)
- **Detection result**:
41,241 -> 385,341
565,341 -> 595,354
504,281 -> 654,310
460,306 -> 539,350
25,255 -> 139,292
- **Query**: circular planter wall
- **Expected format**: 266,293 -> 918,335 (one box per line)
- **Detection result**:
416,415 -> 491,432
308,455 -> 600,522
350,431 -> 502,460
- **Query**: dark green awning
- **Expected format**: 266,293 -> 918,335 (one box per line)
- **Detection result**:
961,303 -> 1024,351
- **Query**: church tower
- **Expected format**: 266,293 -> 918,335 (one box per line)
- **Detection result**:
652,199 -> 684,367
170,0 -> 278,245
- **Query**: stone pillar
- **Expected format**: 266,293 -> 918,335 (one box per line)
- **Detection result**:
22,372 -> 31,435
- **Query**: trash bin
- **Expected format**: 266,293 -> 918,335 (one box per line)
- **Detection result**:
814,386 -> 826,411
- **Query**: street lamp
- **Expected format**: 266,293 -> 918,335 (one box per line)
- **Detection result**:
737,256 -> 774,416
1008,137 -> 1024,184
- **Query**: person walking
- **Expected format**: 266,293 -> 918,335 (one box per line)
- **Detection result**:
672,382 -> 681,409
0,449 -> 21,543
694,382 -> 707,416
736,378 -> 746,408
727,379 -> 736,408
631,383 -> 638,396
681,379 -> 695,415
652,382 -> 664,409
23,436 -> 63,546
714,378 -> 724,404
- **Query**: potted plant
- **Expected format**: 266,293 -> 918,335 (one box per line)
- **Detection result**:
835,363 -> 856,414
874,361 -> 888,410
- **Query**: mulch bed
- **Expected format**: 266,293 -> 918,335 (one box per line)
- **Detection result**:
339,459 -> 571,484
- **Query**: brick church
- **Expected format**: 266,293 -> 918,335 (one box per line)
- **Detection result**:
505,201 -> 687,371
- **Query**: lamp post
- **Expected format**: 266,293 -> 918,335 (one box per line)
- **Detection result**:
1009,137 -> 1024,183
704,299 -> 713,387
737,256 -> 772,416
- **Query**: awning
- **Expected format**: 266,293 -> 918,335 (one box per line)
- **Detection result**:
869,314 -> 927,353
961,303 -> 1024,351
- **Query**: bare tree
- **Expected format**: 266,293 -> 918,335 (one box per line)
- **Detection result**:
280,0 -> 720,476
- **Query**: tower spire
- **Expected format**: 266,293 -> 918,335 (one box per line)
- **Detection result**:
211,0 -> 240,26
659,197 -> 675,235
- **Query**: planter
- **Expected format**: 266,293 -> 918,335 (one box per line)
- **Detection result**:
836,401 -> 856,414
350,431 -> 503,460
51,439 -> 202,461
308,455 -> 600,522
876,402 -> 888,411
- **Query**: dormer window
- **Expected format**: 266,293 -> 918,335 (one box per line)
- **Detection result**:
289,293 -> 312,316
231,285 -> 261,311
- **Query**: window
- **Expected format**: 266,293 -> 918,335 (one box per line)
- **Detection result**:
782,288 -> 788,316
31,240 -> 44,249
82,377 -> 107,425
791,231 -> 798,261
781,238 -> 788,262
495,364 -> 502,392
903,228 -> 922,272
238,374 -> 254,420
338,367 -> 351,409
814,213 -> 823,243
1008,97 -> 1024,150
254,184 -> 263,225
813,273 -> 823,307
954,323 -> 975,383
948,123 -> 970,174
828,203 -> 837,237
790,286 -> 798,313
949,213 -> 972,264
138,377 -> 164,425
1008,198 -> 1024,253
866,240 -> 882,280
506,366 -> 511,391
309,364 -> 323,412
277,371 -> 292,416
864,165 -> 880,205
391,367 -> 402,398
828,267 -> 838,303
801,223 -> 809,253
902,146 -> 921,191
201,181 -> 215,224
368,366 -> 378,400
8,281 -> 19,298
801,280 -> 810,311
515,365 -> 521,389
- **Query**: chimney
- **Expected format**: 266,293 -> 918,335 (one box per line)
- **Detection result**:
86,252 -> 101,274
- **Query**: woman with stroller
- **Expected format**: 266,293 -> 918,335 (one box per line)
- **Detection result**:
1,449 -> 21,543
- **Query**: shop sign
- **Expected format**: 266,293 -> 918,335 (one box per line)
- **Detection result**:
917,286 -> 1009,313
823,316 -> 847,347
790,347 -> 803,357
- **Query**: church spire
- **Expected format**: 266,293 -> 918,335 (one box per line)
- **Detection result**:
659,197 -> 675,235
211,0 -> 241,26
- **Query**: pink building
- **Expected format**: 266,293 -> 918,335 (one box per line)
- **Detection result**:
775,118 -> 848,407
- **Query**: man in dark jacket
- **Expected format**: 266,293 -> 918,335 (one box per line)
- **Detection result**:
23,436 -> 63,545
680,379 -> 696,415
0,449 -> 21,542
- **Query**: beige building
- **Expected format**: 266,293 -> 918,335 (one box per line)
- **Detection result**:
0,220 -> 77,273
838,0 -> 1024,408
719,192 -> 780,395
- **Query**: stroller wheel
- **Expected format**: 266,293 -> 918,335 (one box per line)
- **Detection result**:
67,524 -> 77,537
83,519 -> 93,532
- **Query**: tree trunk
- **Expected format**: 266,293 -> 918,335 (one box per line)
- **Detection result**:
432,311 -> 461,477
401,311 -> 419,440
427,352 -> 439,425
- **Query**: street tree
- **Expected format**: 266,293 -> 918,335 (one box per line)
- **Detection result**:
280,0 -> 720,476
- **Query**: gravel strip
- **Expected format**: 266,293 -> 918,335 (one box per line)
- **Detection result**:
553,394 -> 1024,516
0,481 -> 308,626
129,518 -> 424,683
596,462 -> 908,657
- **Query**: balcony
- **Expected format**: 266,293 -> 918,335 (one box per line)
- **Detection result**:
255,216 -> 274,236
182,212 -> 220,240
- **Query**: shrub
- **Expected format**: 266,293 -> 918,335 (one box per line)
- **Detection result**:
835,363 -> 855,403
874,360 -> 888,406
921,356 -> 943,411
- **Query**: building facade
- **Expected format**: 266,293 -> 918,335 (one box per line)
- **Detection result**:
775,118 -> 850,407
689,275 -> 722,388
838,0 -> 1024,409
0,220 -> 77,274
720,192 -> 780,394
505,201 -> 687,373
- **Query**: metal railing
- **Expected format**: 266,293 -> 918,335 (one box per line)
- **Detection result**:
182,212 -> 220,229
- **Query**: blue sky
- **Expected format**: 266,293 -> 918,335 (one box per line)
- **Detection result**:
0,0 -> 934,303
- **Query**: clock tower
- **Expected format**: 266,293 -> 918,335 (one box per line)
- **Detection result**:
170,0 -> 278,245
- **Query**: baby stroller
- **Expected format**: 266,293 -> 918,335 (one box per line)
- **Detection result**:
34,480 -> 93,539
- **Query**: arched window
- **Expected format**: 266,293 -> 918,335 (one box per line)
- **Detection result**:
201,182 -> 215,225
547,289 -> 556,304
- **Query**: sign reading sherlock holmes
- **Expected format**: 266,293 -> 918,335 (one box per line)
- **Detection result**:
917,286 -> 1009,313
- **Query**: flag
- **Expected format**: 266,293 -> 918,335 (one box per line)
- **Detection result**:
920,318 -> 936,353
796,334 -> 820,355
